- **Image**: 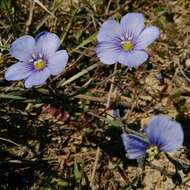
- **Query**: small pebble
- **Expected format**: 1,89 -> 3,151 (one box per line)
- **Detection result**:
185,58 -> 190,68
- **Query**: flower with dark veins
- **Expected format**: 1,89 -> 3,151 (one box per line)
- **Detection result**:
96,12 -> 160,67
121,115 -> 184,159
5,31 -> 68,88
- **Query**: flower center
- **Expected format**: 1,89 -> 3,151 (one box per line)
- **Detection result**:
33,59 -> 45,70
146,146 -> 159,161
121,40 -> 134,51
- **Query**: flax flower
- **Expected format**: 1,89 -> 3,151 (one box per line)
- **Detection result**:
96,13 -> 159,67
121,115 -> 184,159
5,32 -> 68,88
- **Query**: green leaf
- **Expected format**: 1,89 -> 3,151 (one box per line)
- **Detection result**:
56,179 -> 69,187
0,0 -> 11,10
51,178 -> 69,187
72,33 -> 96,52
0,93 -> 26,100
74,159 -> 82,183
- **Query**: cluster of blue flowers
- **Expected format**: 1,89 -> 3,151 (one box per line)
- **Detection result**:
4,12 -> 184,161
5,13 -> 159,88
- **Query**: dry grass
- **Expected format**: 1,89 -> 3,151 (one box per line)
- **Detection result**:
0,0 -> 190,189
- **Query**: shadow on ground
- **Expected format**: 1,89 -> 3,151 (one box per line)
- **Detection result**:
176,114 -> 190,158
86,122 -> 141,167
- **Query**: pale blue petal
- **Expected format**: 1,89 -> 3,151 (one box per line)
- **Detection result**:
97,19 -> 122,42
121,133 -> 149,159
135,26 -> 160,50
96,42 -> 121,64
48,50 -> 68,75
120,13 -> 144,39
118,50 -> 148,67
24,67 -> 50,88
35,32 -> 60,57
5,62 -> 33,81
10,35 -> 35,62
145,115 -> 184,152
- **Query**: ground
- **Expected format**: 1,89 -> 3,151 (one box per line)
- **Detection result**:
0,0 -> 190,189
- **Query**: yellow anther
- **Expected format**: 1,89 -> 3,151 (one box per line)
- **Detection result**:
121,41 -> 134,51
33,59 -> 45,70
146,146 -> 159,161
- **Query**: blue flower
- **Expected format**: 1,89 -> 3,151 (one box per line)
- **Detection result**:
96,13 -> 160,67
121,115 -> 184,159
5,32 -> 68,88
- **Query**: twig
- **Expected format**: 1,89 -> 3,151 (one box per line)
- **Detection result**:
180,68 -> 190,83
106,63 -> 118,107
107,0 -> 131,17
89,63 -> 118,188
34,0 -> 63,32
25,0 -> 35,34
177,58 -> 190,83
58,62 -> 100,87
33,0 -> 55,17
70,33 -> 97,54
124,91 -> 137,120
0,137 -> 20,146
105,0 -> 112,15
60,8 -> 78,45
96,69 -> 121,85
89,145 -> 100,188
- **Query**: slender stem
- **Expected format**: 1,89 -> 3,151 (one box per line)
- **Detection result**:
0,137 -> 20,146
89,63 -> 118,188
60,8 -> 78,45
